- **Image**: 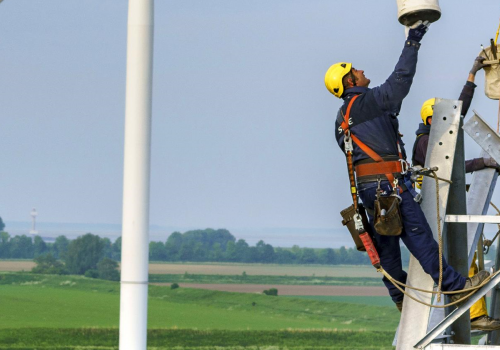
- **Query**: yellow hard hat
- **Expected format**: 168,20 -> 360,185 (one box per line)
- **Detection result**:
325,62 -> 352,98
420,98 -> 435,125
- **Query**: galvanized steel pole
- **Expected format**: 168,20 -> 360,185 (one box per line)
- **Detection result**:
119,0 -> 154,349
444,115 -> 471,345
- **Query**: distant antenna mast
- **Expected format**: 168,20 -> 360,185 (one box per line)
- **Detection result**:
29,208 -> 38,235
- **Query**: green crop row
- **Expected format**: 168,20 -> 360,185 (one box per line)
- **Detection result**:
149,274 -> 383,286
0,329 -> 395,349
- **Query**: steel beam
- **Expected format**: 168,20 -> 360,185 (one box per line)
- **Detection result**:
426,155 -> 497,334
465,165 -> 498,268
415,272 -> 500,349
397,99 -> 462,350
426,344 -> 500,349
488,237 -> 500,345
445,215 -> 500,224
444,113 -> 470,344
463,111 -> 500,165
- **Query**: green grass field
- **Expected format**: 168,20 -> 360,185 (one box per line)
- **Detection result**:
285,296 -> 394,308
149,273 -> 384,286
0,273 -> 398,349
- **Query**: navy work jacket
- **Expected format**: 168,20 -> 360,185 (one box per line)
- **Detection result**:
334,40 -> 421,164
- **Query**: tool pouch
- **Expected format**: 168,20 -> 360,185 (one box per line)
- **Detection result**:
481,44 -> 500,99
340,203 -> 371,251
374,196 -> 403,236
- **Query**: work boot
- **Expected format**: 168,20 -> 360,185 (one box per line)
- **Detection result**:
451,270 -> 490,304
395,300 -> 403,313
471,315 -> 500,331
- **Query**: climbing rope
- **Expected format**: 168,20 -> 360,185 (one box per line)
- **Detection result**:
484,201 -> 500,254
377,266 -> 500,308
432,170 -> 443,302
374,168 -> 500,308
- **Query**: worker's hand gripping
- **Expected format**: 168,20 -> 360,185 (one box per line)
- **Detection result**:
406,20 -> 430,43
470,56 -> 490,75
484,157 -> 500,170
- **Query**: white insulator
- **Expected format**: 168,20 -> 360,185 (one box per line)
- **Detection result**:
396,0 -> 441,26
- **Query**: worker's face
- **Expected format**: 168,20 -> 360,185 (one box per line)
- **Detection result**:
351,68 -> 370,87
427,116 -> 432,125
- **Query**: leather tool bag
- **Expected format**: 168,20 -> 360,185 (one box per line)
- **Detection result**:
340,203 -> 371,251
374,195 -> 403,236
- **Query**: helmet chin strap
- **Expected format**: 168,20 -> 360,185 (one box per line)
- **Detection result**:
350,71 -> 357,87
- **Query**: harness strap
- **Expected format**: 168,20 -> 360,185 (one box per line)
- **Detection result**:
355,161 -> 403,178
341,95 -> 396,184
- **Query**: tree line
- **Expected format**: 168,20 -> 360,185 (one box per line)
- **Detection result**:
0,226 -> 433,266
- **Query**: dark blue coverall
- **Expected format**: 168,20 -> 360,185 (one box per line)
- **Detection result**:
334,39 -> 466,304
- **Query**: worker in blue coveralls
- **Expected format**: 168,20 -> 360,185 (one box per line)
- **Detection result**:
324,21 -> 489,312
412,56 -> 500,330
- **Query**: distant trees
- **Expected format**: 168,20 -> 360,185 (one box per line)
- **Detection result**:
0,224 -> 433,266
10,235 -> 34,258
32,253 -> 67,275
146,228 -> 374,265
53,236 -> 69,260
65,233 -> 104,274
96,258 -> 120,281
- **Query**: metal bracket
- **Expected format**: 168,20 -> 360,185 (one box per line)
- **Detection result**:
463,111 -> 500,165
415,272 -> 500,349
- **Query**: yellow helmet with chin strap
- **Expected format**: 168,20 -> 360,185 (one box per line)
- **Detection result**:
420,98 -> 435,125
325,62 -> 352,98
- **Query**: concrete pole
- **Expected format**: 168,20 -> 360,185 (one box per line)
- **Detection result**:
119,0 -> 154,349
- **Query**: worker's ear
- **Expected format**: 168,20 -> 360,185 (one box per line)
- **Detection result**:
345,76 -> 354,88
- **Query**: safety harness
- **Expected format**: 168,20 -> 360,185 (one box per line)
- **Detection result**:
340,95 -> 419,199
339,94 -> 415,267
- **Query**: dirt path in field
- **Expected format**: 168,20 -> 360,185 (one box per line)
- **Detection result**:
151,283 -> 388,296
0,261 -> 35,271
1,261 -> 379,278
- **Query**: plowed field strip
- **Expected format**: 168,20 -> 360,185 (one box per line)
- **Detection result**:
1,261 -> 378,277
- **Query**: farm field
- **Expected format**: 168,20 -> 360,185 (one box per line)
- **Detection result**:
0,259 -> 34,271
149,273 -> 384,286
148,262 -> 380,277
152,283 -> 387,296
0,272 -> 399,349
0,260 -> 380,277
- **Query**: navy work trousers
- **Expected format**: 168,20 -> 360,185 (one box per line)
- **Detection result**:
358,180 -> 466,303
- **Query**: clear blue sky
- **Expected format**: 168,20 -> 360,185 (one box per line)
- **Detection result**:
1,1 -> 500,233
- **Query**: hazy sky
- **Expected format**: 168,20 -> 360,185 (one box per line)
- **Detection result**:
1,1 -> 500,233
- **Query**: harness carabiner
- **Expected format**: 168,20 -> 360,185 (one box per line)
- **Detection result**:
353,212 -> 364,232
391,177 -> 402,202
344,130 -> 353,154
399,159 -> 409,175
